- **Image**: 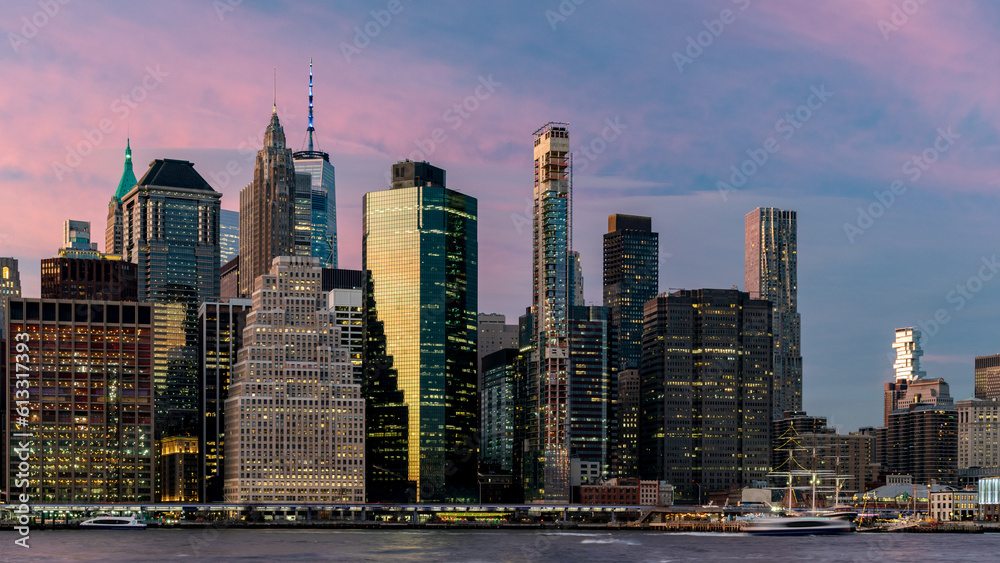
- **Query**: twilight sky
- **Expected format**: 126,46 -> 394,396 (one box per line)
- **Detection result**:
2,0 -> 999,431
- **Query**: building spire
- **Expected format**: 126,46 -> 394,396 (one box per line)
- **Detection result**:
273,67 -> 277,115
113,138 -> 137,202
307,58 -> 315,152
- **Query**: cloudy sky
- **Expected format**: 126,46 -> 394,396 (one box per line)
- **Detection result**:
2,0 -> 999,430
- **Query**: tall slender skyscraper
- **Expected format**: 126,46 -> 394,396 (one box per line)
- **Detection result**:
293,59 -> 337,268
107,139 -> 137,256
120,158 -> 221,439
527,122 -> 572,502
604,214 -> 659,370
0,257 -> 21,340
745,207 -> 801,418
363,160 -> 478,502
239,105 -> 298,298
219,209 -> 240,264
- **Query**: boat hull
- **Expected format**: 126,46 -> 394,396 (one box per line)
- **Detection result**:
745,518 -> 852,536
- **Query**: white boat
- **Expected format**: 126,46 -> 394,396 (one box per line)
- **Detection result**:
79,512 -> 147,530
745,517 -> 851,536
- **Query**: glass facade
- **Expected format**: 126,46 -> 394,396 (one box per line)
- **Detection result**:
5,299 -> 154,502
121,159 -> 221,441
293,156 -> 337,268
363,167 -> 478,503
603,214 -> 659,371
219,209 -> 240,264
745,207 -> 801,418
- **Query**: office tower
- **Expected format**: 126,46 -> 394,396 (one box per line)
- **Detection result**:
527,122 -> 573,503
363,160 -> 478,502
0,257 -> 21,297
239,106 -> 297,298
639,289 -> 772,503
198,299 -> 251,502
745,207 -> 801,418
5,298 -> 154,502
884,402 -> 957,485
957,397 -> 1000,474
603,214 -> 659,370
0,257 -> 21,340
42,220 -> 138,302
106,139 -> 137,256
616,368 -> 641,478
481,348 -> 523,473
220,256 -> 240,300
160,437 -> 199,502
566,306 -> 617,480
478,313 -> 518,383
219,209 -> 240,264
569,250 -> 584,307
327,269 -> 364,385
363,269 -> 412,502
120,158 -> 221,439
224,256 -> 364,503
292,60 -> 337,268
975,354 -> 1000,400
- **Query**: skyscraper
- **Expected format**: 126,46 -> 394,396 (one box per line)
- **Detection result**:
0,257 -> 20,340
239,106 -> 298,298
292,59 -> 337,268
120,158 -> 221,438
603,214 -> 659,370
639,289 -> 772,503
42,220 -> 138,302
884,327 -> 927,425
975,354 -> 1000,400
745,207 -> 802,418
106,139 -> 137,256
363,160 -> 478,502
224,256 -> 364,503
198,299 -> 251,502
327,269 -> 365,385
527,122 -> 573,503
5,298 -> 154,502
219,209 -> 240,264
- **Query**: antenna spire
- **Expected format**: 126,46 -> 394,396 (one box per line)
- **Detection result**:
307,58 -> 315,152
272,67 -> 277,115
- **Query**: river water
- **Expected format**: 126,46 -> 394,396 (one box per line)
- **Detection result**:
6,529 -> 996,562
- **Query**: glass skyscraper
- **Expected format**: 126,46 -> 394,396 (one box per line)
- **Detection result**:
745,207 -> 801,418
219,209 -> 239,264
293,59 -> 337,268
120,158 -> 221,440
603,214 -> 658,371
363,160 -> 478,503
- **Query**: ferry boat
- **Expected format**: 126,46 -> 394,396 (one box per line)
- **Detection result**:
745,517 -> 852,536
79,512 -> 147,530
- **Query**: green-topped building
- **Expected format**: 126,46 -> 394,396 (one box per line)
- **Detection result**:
106,140 -> 138,256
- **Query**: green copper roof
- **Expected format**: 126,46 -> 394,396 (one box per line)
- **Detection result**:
113,139 -> 137,202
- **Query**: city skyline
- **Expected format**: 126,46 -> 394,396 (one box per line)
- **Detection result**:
5,1 -> 1000,431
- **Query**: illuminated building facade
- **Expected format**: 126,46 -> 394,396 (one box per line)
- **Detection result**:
160,436 -> 199,502
527,122 -> 573,503
957,397 -> 1000,476
616,368 -> 641,478
745,207 -> 801,418
975,354 -> 1000,400
199,299 -> 251,502
119,158 -> 220,442
5,298 -> 154,502
219,209 -> 240,264
224,256 -> 364,503
639,289 -> 772,503
363,161 -> 478,503
604,214 -> 658,370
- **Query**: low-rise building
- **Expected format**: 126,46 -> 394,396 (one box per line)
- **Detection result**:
580,478 -> 672,506
930,489 -> 977,521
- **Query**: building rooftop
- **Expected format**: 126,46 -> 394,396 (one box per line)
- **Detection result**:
137,158 -> 215,192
